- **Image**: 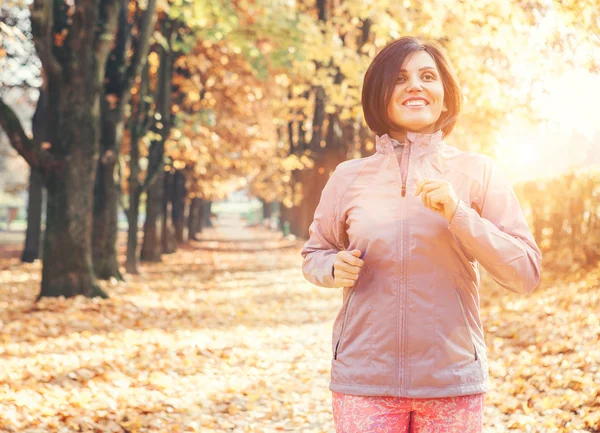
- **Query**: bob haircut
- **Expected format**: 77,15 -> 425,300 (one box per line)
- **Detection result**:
361,36 -> 462,137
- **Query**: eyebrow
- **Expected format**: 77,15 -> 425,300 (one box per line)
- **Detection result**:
398,66 -> 437,73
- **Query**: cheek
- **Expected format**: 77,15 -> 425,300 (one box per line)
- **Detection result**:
431,84 -> 445,107
388,87 -> 403,112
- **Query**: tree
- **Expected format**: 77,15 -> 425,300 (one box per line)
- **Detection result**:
140,14 -> 178,262
0,1 -> 44,263
93,0 -> 157,280
0,0 -> 121,299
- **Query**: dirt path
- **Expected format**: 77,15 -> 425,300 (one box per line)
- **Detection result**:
0,224 -> 598,432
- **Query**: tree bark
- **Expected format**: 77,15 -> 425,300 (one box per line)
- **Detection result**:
172,169 -> 186,243
21,87 -> 49,263
261,199 -> 273,220
125,109 -> 142,273
197,198 -> 206,233
92,102 -> 123,280
187,197 -> 202,240
162,169 -> 177,253
141,172 -> 163,262
125,186 -> 141,274
0,0 -> 121,299
125,62 -> 154,274
93,0 -> 157,279
22,168 -> 44,263
140,142 -> 164,262
140,18 -> 175,260
202,200 -> 213,228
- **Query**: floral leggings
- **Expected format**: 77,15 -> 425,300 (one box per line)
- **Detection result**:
332,391 -> 485,433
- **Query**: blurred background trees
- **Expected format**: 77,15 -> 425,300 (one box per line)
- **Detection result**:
0,0 -> 598,299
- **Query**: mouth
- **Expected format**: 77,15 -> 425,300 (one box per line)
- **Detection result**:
402,97 -> 429,108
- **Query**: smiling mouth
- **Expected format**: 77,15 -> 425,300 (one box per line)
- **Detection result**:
403,99 -> 429,107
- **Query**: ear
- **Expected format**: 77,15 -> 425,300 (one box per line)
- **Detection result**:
442,105 -> 448,112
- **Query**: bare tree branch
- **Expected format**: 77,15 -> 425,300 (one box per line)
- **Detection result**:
94,0 -> 122,81
119,0 -> 158,114
0,96 -> 60,175
29,0 -> 61,80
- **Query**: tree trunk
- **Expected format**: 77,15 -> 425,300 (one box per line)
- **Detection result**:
187,197 -> 201,240
125,115 -> 142,273
172,169 -> 186,243
38,76 -> 108,299
280,201 -> 292,233
92,105 -> 124,280
203,200 -> 213,228
291,169 -> 314,239
262,199 -> 273,220
22,168 -> 44,263
197,198 -> 206,233
141,164 -> 164,262
125,115 -> 142,274
22,87 -> 49,263
140,18 -> 175,260
291,84 -> 327,239
39,72 -> 111,298
92,0 -> 156,279
125,187 -> 141,273
33,0 -> 121,300
161,170 -> 176,253
125,62 -> 153,274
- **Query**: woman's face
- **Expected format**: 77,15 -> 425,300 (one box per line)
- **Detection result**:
387,50 -> 445,134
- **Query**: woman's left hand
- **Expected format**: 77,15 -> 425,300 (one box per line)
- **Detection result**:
415,179 -> 459,223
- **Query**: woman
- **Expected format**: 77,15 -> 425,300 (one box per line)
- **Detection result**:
300,36 -> 542,432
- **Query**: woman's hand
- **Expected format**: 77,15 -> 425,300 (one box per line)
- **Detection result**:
415,178 -> 459,223
333,249 -> 364,288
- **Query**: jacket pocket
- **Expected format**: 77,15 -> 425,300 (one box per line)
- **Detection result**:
453,287 -> 478,361
334,289 -> 356,360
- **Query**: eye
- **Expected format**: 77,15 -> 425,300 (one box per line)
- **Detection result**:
422,73 -> 436,80
396,76 -> 406,84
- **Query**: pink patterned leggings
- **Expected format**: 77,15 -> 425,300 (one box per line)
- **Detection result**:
332,391 -> 485,433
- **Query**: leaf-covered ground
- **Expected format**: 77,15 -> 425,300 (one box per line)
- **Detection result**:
0,226 -> 599,432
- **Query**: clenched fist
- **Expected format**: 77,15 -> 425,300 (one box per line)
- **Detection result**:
333,249 -> 364,288
415,178 -> 459,222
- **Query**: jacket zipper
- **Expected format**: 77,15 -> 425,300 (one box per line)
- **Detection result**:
334,289 -> 356,360
454,287 -> 479,361
401,187 -> 408,395
401,142 -> 412,197
401,143 -> 411,394
395,142 -> 411,395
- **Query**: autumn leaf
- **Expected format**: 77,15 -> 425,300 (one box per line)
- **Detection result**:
1,226 -> 600,431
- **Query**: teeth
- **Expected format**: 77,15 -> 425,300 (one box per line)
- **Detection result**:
404,100 -> 427,106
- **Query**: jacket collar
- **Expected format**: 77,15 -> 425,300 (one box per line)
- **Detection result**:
375,130 -> 444,158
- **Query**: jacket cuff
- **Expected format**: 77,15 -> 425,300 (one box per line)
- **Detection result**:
303,250 -> 338,288
323,252 -> 337,287
448,199 -> 468,230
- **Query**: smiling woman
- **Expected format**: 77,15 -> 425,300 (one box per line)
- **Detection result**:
302,35 -> 543,433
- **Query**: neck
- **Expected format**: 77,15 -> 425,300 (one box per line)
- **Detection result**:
388,130 -> 407,143
388,124 -> 438,143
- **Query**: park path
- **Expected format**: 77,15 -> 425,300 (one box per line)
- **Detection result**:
0,220 -> 599,432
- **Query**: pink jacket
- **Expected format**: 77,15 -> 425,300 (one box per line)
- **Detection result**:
300,130 -> 542,398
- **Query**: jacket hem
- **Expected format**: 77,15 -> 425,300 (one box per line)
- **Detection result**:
329,380 -> 489,398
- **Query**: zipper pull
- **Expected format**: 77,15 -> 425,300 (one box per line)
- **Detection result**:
402,184 -> 406,197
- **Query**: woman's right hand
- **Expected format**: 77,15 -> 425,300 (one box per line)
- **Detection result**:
333,249 -> 364,287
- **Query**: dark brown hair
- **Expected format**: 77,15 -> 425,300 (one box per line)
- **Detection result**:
361,36 -> 462,137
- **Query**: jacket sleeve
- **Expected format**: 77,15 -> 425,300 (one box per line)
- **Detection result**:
300,167 -> 346,288
447,157 -> 542,294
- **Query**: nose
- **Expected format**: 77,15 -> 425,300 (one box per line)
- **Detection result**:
406,75 -> 424,92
